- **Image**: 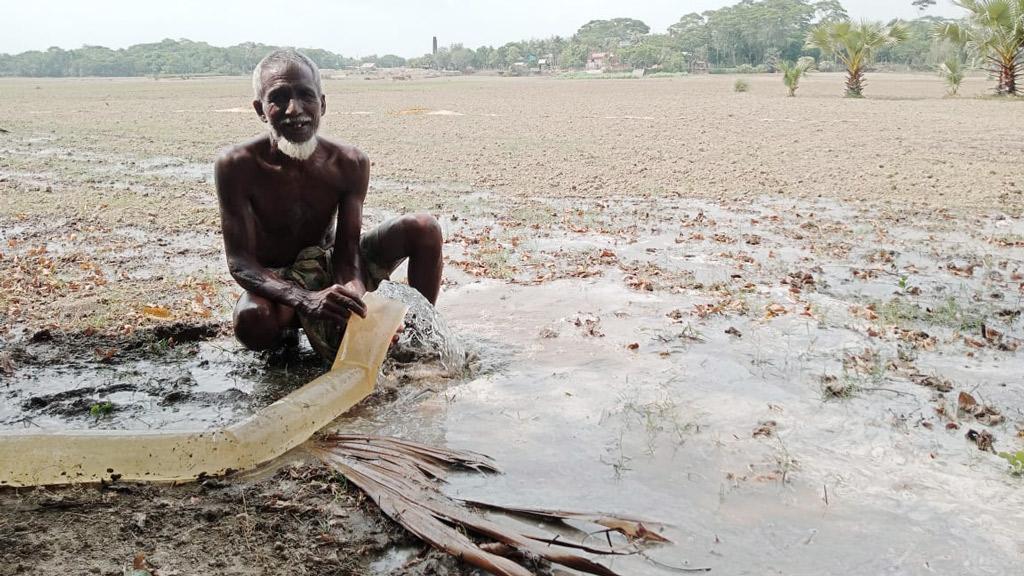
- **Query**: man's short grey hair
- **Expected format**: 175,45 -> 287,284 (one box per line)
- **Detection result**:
252,49 -> 322,100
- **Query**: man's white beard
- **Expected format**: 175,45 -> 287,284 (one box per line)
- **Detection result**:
271,127 -> 318,161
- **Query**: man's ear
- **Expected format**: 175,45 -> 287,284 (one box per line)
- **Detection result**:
253,99 -> 267,122
320,94 -> 327,115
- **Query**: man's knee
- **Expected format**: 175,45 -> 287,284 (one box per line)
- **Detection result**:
233,298 -> 282,351
404,213 -> 442,251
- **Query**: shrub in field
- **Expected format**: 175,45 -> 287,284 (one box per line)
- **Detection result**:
734,78 -> 750,92
935,0 -> 1024,96
939,57 -> 966,95
807,20 -> 910,97
780,59 -> 813,96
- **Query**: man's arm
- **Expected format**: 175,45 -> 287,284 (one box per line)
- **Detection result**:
331,149 -> 370,295
215,150 -> 365,324
214,150 -> 304,307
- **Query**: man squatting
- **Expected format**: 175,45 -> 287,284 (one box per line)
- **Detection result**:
215,49 -> 442,360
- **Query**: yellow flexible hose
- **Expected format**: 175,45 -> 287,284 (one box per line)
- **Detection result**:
0,293 -> 408,487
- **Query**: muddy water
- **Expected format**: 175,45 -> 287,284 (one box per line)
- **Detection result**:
339,277 -> 1024,574
0,284 -> 464,433
345,198 -> 1024,574
3,190 -> 1023,574
1,336 -> 326,430
430,279 -> 1017,574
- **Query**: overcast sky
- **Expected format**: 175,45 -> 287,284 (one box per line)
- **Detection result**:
5,1 -> 965,57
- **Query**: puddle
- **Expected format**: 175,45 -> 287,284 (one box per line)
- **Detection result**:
400,272 -> 1021,574
0,134 -> 212,187
1,331 -> 324,431
393,108 -> 466,117
131,156 -> 211,183
358,195 -> 1023,573
1,283 -> 470,435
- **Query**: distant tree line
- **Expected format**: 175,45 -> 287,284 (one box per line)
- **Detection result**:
410,1 -> 959,74
0,38 -> 405,78
0,0 -> 972,78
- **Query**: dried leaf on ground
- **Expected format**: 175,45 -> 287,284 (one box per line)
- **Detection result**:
94,348 -> 118,363
911,374 -> 953,393
693,297 -> 747,319
783,271 -> 814,293
142,306 -> 173,320
850,305 -> 879,321
981,323 -> 1020,352
311,435 -> 656,576
946,262 -> 978,277
957,392 -> 1004,426
895,329 -> 936,350
965,429 -> 995,452
130,553 -> 153,576
752,421 -> 776,438
574,314 -> 605,337
958,391 -> 978,413
764,303 -> 788,319
0,352 -> 14,376
459,501 -> 671,544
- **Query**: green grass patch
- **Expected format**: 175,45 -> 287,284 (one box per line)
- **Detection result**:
999,451 -> 1024,476
89,401 -> 114,419
872,296 -> 987,332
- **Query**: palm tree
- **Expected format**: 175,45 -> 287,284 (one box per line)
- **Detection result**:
806,20 -> 910,97
780,59 -> 813,96
939,57 -> 967,95
934,0 -> 1024,96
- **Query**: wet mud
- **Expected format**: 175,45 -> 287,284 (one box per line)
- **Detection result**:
2,282 -> 471,433
2,323 -> 316,431
0,462 -> 470,576
0,285 -> 478,575
3,192 -> 1023,575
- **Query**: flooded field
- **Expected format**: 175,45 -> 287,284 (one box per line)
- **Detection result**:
1,74 -> 1023,575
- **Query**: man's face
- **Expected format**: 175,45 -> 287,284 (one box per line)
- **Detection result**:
254,61 -> 326,144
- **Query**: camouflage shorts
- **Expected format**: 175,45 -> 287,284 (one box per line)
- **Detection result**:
277,221 -> 406,361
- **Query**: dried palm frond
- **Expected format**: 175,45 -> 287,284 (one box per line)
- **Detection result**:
458,501 -> 672,544
310,434 -> 669,576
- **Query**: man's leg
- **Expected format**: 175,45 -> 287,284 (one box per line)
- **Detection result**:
232,291 -> 298,351
364,213 -> 443,304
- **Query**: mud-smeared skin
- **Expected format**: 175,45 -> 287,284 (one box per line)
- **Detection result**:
0,463 -> 475,576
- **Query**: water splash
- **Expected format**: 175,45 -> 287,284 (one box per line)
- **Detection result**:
376,281 -> 468,376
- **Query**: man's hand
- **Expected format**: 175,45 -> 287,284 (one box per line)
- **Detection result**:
296,284 -> 367,325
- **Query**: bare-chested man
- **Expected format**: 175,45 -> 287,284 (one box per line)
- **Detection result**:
215,49 -> 442,361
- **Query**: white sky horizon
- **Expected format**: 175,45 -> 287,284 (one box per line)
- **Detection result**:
5,0 -> 966,57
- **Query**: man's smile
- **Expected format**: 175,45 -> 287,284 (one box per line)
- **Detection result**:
281,116 -> 312,128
